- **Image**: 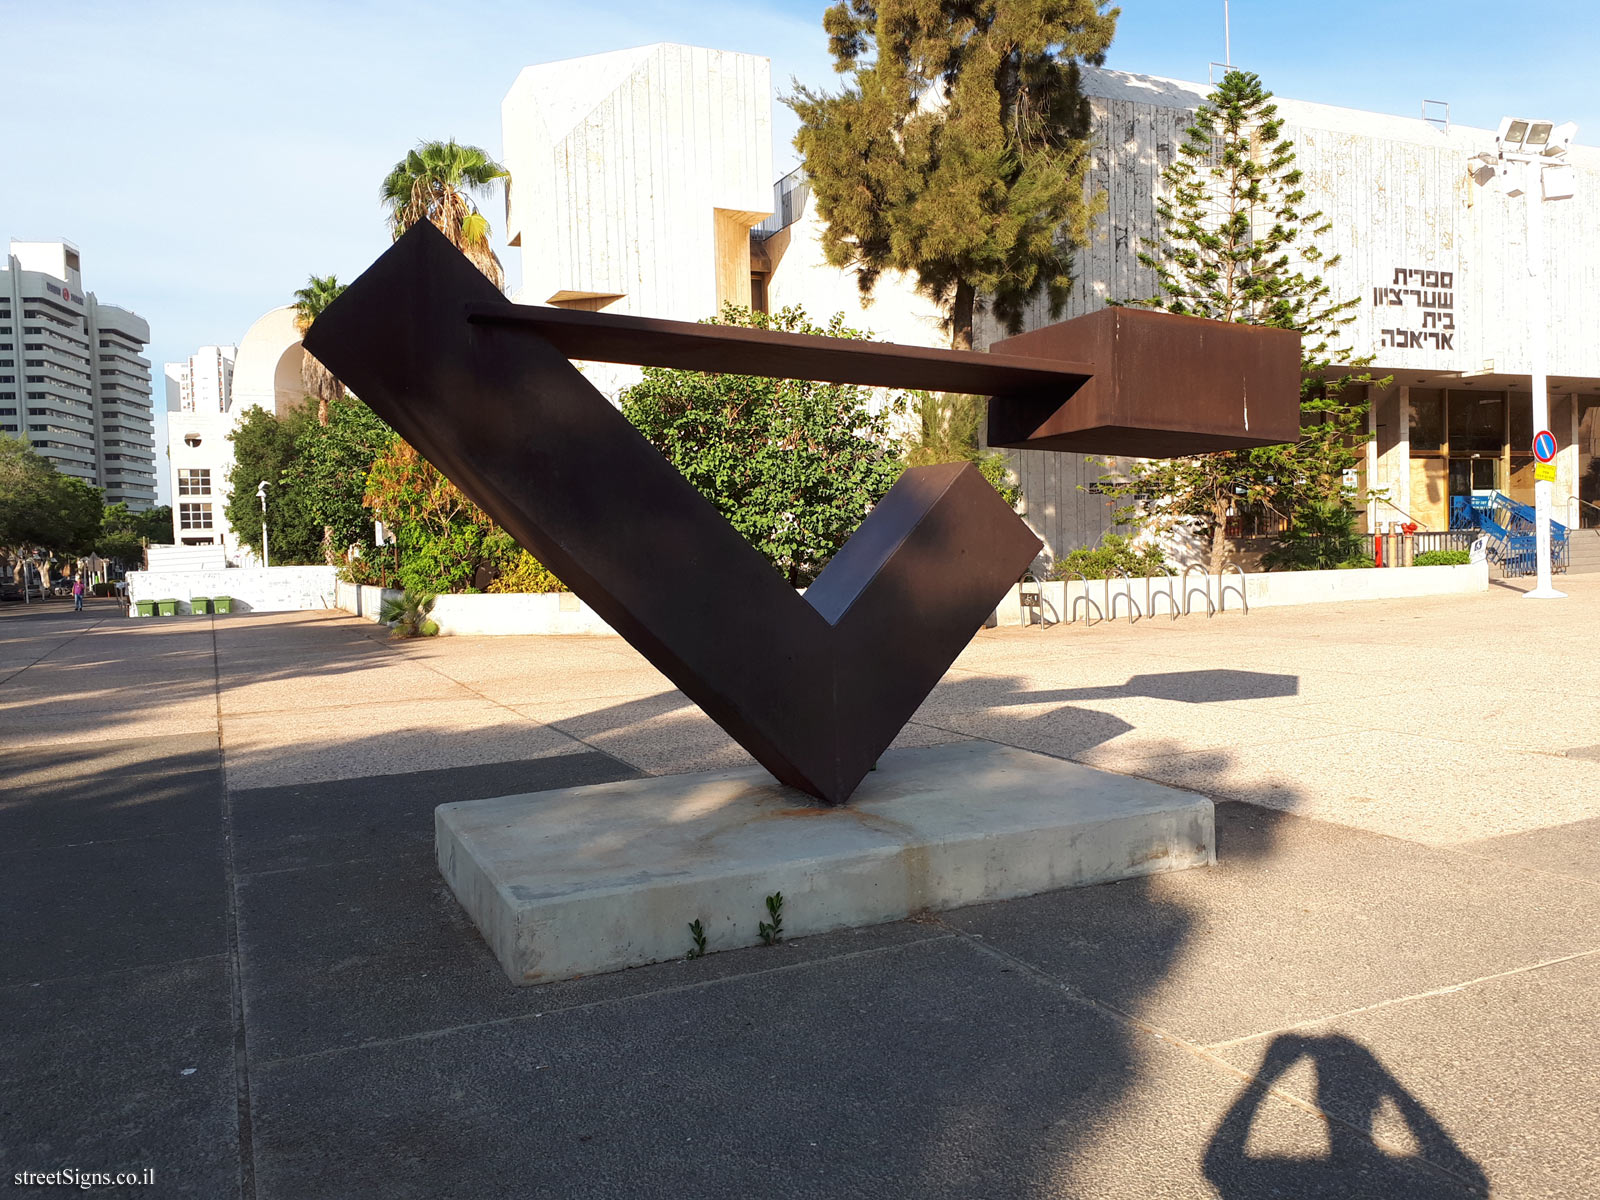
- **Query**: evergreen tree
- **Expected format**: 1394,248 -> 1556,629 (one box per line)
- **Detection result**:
224,406 -> 320,564
1110,70 -> 1377,569
790,0 -> 1118,351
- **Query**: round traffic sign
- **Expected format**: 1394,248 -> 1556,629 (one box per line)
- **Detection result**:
1533,430 -> 1557,463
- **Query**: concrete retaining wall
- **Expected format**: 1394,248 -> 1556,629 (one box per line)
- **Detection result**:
127,566 -> 339,615
995,560 -> 1490,625
333,580 -> 618,636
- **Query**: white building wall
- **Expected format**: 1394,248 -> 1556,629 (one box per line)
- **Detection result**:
503,43 -> 772,322
165,309 -> 299,558
974,68 -> 1600,560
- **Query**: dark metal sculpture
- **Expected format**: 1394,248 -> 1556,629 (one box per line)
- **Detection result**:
306,221 -> 1300,805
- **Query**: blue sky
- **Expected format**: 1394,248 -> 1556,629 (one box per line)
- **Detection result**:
2,0 -> 1594,505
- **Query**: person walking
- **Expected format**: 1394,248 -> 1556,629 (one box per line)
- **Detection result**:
72,575 -> 85,612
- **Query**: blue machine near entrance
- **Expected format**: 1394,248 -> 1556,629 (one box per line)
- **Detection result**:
1451,491 -> 1568,576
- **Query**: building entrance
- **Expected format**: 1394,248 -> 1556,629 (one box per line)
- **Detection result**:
1448,457 -> 1498,502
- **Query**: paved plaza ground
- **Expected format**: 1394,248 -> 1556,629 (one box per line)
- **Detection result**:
2,577 -> 1598,1198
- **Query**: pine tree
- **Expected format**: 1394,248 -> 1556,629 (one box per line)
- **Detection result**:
1111,70 -> 1377,570
789,0 -> 1118,351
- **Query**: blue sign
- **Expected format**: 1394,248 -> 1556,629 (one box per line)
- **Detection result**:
1533,430 -> 1557,463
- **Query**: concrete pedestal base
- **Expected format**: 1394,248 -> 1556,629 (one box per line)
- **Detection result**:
436,741 -> 1214,985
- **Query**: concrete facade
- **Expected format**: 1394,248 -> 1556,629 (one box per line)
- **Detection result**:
1,239 -> 157,508
163,306 -> 305,557
502,43 -> 772,322
126,564 -> 337,614
500,49 -> 1600,564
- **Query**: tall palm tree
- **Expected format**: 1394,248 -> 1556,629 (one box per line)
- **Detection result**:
381,140 -> 509,288
292,274 -> 347,427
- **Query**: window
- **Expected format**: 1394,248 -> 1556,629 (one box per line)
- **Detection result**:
183,433 -> 202,447
1408,389 -> 1445,452
177,468 -> 211,495
178,502 -> 214,531
1448,391 -> 1503,455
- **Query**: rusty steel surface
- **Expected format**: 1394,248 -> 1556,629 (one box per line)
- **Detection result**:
464,302 -> 1095,397
987,307 -> 1303,457
304,223 -> 1041,805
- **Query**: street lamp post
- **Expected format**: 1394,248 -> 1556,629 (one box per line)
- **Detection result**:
256,480 -> 271,569
1472,117 -> 1578,599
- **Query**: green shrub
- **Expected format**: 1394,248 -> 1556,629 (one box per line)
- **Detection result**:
1335,557 -> 1376,569
379,590 -> 438,638
1413,549 -> 1469,567
486,551 -> 563,594
1262,499 -> 1367,572
91,582 -> 116,597
1049,533 -> 1167,581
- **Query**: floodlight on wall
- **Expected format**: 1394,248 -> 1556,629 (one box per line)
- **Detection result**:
1495,116 -> 1574,161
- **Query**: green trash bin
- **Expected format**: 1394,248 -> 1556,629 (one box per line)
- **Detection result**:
135,600 -> 155,617
212,596 -> 233,614
157,598 -> 178,616
191,597 -> 211,615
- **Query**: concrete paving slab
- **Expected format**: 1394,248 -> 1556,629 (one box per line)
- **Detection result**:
0,732 -> 223,852
1,699 -> 222,747
1453,815 -> 1600,884
941,803 -> 1600,1047
1214,954 -> 1600,1200
922,694 -> 1344,768
0,831 -> 228,986
438,741 -> 1213,984
511,691 -> 759,776
216,660 -> 472,713
1117,731 -> 1600,845
239,841 -> 948,1064
231,750 -> 643,874
220,698 -> 591,790
248,936 -> 1481,1200
0,957 -> 238,1197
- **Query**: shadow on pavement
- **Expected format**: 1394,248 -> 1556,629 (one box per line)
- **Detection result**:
1205,1034 -> 1490,1198
0,607 -> 1497,1199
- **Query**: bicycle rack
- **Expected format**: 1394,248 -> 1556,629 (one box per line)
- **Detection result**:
1182,564 -> 1215,617
1107,568 -> 1140,623
1146,566 -> 1180,621
1218,562 -> 1249,614
1018,571 -> 1045,628
1063,571 -> 1103,625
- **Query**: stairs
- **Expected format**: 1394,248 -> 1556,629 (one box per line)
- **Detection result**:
1568,528 -> 1600,574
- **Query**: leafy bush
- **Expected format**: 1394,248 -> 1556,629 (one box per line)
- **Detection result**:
621,305 -> 909,586
486,551 -> 563,594
1335,557 -> 1376,569
1049,533 -> 1167,580
1413,549 -> 1469,567
379,590 -> 438,638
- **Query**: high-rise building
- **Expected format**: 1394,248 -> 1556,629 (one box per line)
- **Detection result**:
166,345 -> 237,415
1,239 -> 158,509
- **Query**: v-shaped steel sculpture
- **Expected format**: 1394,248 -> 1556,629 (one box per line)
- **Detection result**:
306,224 -> 1046,804
306,222 -> 1301,805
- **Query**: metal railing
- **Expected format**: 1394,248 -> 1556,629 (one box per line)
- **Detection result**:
1218,563 -> 1248,614
1062,571 -> 1104,625
1181,564 -> 1215,617
1145,566 -> 1180,621
1107,568 -> 1140,623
